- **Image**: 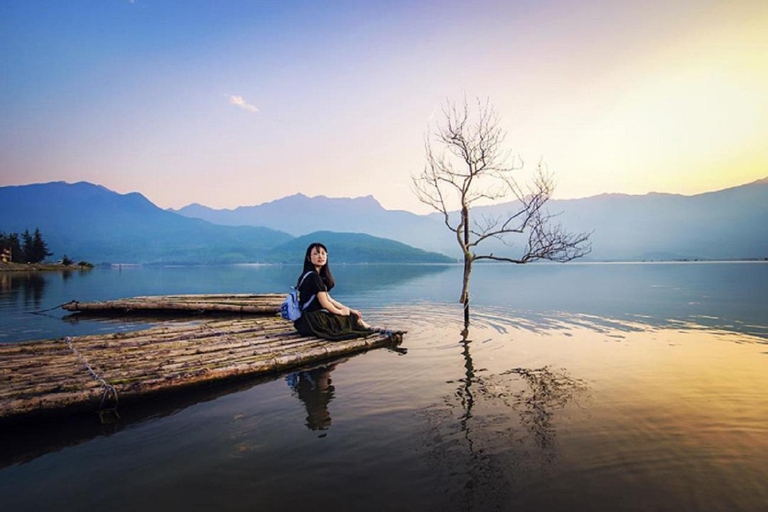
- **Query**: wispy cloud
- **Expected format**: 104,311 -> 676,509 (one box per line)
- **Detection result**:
228,95 -> 259,114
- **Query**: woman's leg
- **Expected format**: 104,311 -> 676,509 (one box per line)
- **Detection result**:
302,310 -> 372,341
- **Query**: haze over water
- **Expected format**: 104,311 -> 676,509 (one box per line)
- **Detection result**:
1,262 -> 767,511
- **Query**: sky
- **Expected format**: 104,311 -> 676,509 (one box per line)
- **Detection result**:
1,0 -> 767,213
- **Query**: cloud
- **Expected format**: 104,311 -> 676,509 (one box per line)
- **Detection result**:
228,95 -> 259,114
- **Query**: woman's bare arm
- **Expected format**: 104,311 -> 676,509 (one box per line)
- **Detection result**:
317,292 -> 349,316
328,295 -> 362,318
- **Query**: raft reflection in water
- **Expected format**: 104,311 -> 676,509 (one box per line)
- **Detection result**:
286,362 -> 341,434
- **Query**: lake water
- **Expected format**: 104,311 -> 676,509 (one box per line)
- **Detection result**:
1,262 -> 767,511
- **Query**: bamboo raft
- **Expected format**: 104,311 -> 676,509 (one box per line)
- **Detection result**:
62,294 -> 285,314
0,316 -> 400,422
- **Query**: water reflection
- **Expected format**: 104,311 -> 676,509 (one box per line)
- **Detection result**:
0,357 -> 349,469
0,377 -> 260,469
330,263 -> 451,294
496,367 -> 589,452
2,264 -> 767,511
423,325 -> 589,509
2,300 -> 767,511
0,264 -> 452,343
286,363 -> 341,435
0,272 -> 47,308
3,263 -> 767,344
380,301 -> 768,344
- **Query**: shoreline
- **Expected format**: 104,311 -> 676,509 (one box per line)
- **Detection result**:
0,262 -> 93,272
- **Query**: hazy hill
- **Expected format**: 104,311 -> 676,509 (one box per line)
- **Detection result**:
176,177 -> 768,261
0,182 -> 453,264
266,231 -> 454,264
0,182 -> 291,264
4,178 -> 765,264
458,177 -> 768,261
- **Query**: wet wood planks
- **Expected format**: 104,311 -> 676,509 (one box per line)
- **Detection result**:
0,316 -> 398,421
61,294 -> 285,314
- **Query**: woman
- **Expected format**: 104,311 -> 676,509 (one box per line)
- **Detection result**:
293,242 -> 374,341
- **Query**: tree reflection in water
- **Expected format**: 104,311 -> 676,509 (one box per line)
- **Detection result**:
286,363 -> 340,436
497,366 -> 588,453
424,316 -> 589,509
0,272 -> 47,307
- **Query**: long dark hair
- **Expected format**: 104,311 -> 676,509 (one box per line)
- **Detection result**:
299,242 -> 335,290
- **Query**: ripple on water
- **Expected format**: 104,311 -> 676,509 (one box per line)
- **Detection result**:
366,302 -> 768,345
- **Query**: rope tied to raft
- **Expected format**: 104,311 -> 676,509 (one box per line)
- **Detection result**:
63,336 -> 119,410
27,300 -> 76,315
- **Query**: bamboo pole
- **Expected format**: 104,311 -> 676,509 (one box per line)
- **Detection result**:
61,294 -> 285,314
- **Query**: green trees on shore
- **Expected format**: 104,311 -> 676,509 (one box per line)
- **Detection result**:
0,228 -> 52,263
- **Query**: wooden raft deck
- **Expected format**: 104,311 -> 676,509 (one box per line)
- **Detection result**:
0,316 -> 398,421
62,294 -> 285,314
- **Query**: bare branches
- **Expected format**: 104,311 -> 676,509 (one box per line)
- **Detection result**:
474,218 -> 592,264
412,136 -> 461,234
415,98 -> 519,214
470,167 -> 592,262
412,97 -> 591,305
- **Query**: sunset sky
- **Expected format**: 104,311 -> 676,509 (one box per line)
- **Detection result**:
2,0 -> 767,213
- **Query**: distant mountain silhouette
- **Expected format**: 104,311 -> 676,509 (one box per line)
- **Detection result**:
0,182 -> 292,264
0,182 -> 453,264
172,193 -> 445,252
176,178 -> 768,261
457,177 -> 768,261
3,178 -> 765,263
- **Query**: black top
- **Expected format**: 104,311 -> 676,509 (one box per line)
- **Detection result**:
298,271 -> 327,313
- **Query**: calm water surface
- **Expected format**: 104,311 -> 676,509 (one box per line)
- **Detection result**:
1,263 -> 767,511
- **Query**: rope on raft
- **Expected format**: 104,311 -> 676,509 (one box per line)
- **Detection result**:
62,335 -> 119,411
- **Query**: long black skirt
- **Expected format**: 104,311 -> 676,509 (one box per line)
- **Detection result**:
293,310 -> 372,341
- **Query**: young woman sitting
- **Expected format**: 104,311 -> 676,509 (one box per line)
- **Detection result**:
293,242 -> 374,341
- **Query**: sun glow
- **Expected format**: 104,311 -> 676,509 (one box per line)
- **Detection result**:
557,12 -> 768,197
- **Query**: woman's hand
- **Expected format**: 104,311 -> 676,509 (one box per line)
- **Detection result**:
350,309 -> 362,318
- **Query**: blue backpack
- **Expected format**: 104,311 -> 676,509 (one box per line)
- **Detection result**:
280,271 -> 316,321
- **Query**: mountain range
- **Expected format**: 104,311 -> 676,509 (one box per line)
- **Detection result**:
0,182 -> 452,264
175,177 -> 768,261
448,177 -> 768,261
174,194 -> 441,253
2,177 -> 766,264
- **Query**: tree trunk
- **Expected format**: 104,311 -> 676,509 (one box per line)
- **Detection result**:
460,205 -> 472,327
461,255 -> 472,325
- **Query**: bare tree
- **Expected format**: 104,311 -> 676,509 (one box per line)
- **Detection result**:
413,98 -> 591,325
